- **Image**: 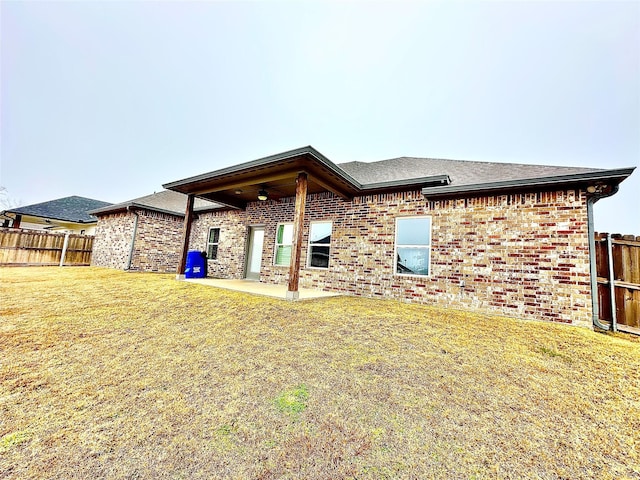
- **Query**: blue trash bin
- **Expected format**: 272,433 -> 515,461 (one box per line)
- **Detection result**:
185,250 -> 206,279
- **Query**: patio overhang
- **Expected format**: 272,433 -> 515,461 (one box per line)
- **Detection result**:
163,146 -> 363,209
164,146 -> 363,289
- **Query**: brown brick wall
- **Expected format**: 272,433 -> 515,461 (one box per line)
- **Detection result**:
189,209 -> 248,278
190,189 -> 592,326
93,209 -> 183,273
91,212 -> 136,270
129,210 -> 183,273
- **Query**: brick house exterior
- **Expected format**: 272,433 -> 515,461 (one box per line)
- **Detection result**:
92,146 -> 634,328
91,191 -> 218,273
187,189 -> 591,325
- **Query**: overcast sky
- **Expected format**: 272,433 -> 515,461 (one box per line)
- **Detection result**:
1,1 -> 638,233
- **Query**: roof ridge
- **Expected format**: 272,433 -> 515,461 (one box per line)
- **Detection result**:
343,156 -> 605,171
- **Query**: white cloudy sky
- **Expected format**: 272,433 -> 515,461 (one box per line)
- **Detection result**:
1,1 -> 638,233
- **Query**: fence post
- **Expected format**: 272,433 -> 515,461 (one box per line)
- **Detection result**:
606,233 -> 617,332
59,233 -> 70,267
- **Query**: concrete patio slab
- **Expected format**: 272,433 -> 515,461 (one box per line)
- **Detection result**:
182,278 -> 341,300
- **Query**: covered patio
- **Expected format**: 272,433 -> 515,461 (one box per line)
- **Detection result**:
164,146 -> 360,300
164,146 -> 440,300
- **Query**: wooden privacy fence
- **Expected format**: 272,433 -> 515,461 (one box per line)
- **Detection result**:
595,232 -> 640,332
0,228 -> 94,266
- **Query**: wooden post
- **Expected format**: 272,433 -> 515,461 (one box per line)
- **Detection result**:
287,172 -> 307,300
606,233 -> 617,332
59,232 -> 70,267
176,194 -> 195,279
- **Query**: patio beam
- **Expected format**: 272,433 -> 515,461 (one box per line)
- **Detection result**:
176,194 -> 195,279
287,172 -> 307,300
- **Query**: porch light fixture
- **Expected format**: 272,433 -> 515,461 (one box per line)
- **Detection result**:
587,184 -> 608,194
257,189 -> 269,201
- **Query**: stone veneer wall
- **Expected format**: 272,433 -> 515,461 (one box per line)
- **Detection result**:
92,212 -> 136,270
191,188 -> 592,326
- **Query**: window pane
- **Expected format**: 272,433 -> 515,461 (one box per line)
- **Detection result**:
207,244 -> 218,260
278,224 -> 293,245
277,224 -> 284,244
309,222 -> 331,243
396,218 -> 431,246
209,228 -> 220,243
396,247 -> 430,276
309,245 -> 330,268
275,245 -> 292,266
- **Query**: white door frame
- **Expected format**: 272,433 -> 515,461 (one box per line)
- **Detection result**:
245,226 -> 265,280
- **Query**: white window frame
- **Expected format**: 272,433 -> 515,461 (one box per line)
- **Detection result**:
307,221 -> 332,269
274,222 -> 294,266
206,227 -> 220,260
394,216 -> 432,277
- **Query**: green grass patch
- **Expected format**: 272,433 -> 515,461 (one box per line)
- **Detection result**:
538,346 -> 573,362
274,384 -> 309,415
0,431 -> 30,454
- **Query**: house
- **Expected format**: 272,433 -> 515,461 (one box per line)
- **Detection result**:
92,146 -> 634,327
89,190 -> 219,272
1,196 -> 112,234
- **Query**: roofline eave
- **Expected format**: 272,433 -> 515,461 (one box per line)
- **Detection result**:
360,175 -> 451,193
89,202 -> 225,218
421,167 -> 636,198
2,212 -> 98,224
162,146 -> 363,195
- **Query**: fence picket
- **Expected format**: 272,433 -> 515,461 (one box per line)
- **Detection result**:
595,232 -> 640,331
0,228 -> 94,266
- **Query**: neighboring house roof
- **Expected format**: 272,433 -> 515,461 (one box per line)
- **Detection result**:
89,190 -> 221,217
3,196 -> 113,223
163,146 -> 635,208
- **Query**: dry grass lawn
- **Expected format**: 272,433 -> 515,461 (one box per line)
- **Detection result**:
1,267 -> 639,479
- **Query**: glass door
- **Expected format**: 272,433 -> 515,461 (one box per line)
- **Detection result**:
245,226 -> 264,280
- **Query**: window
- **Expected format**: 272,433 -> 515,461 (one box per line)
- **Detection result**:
308,222 -> 332,268
274,223 -> 293,266
207,227 -> 220,259
395,217 -> 432,276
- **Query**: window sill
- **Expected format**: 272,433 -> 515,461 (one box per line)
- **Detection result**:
394,273 -> 431,278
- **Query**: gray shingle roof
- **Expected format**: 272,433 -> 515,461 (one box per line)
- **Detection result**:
5,196 -> 113,223
89,190 -> 220,216
338,157 -> 603,187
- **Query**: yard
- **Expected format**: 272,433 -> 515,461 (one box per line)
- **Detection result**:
1,267 -> 639,479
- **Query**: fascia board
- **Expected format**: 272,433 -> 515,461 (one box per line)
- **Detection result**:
421,167 -> 636,197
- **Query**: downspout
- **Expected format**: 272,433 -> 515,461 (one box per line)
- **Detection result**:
587,184 -> 619,330
126,207 -> 139,270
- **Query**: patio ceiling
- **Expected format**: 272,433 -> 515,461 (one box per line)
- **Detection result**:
163,146 -> 362,209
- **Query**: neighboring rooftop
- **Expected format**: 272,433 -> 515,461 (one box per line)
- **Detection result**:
89,190 -> 221,217
3,196 -> 113,223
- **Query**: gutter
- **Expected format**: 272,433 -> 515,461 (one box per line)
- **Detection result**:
587,184 -> 619,331
421,167 -> 635,198
90,202 -> 221,218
